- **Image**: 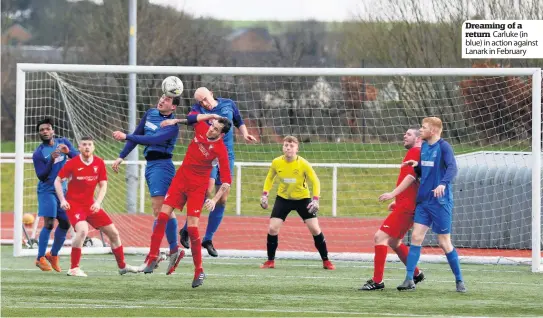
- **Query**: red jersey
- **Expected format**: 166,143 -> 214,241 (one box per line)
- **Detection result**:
179,121 -> 231,185
58,155 -> 107,205
394,146 -> 420,211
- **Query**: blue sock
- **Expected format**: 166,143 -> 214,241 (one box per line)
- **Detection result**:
405,244 -> 422,280
204,204 -> 225,242
446,248 -> 463,282
50,226 -> 67,256
165,218 -> 178,251
37,227 -> 52,259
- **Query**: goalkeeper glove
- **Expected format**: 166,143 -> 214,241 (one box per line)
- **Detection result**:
307,196 -> 319,215
260,192 -> 269,209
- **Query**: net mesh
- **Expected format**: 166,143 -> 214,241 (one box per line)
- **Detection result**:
18,70 -> 541,263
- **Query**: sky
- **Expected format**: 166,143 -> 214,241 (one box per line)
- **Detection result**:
148,0 -> 363,21
77,0 -> 482,22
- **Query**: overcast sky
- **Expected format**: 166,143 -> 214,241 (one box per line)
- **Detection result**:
148,0 -> 362,21
80,0 -> 481,22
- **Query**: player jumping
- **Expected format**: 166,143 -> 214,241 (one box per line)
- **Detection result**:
142,114 -> 231,288
112,93 -> 183,274
177,87 -> 257,257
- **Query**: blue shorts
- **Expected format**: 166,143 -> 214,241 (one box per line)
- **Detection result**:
145,159 -> 175,197
37,192 -> 68,221
413,201 -> 453,234
210,157 -> 235,185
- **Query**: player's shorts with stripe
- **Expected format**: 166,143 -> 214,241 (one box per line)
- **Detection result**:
163,175 -> 208,218
413,200 -> 453,234
66,201 -> 113,230
271,196 -> 316,221
37,192 -> 68,221
210,155 -> 234,185
145,159 -> 175,197
379,206 -> 415,239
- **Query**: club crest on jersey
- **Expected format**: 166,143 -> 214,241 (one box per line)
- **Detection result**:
75,214 -> 80,220
198,143 -> 210,158
293,169 -> 299,175
93,166 -> 98,173
145,121 -> 158,131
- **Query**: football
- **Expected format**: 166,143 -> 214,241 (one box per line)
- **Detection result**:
161,76 -> 183,97
23,213 -> 35,225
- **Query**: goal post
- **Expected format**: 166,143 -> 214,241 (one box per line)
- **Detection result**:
13,63 -> 542,272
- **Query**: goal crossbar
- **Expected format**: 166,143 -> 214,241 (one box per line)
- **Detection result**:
14,64 -> 542,273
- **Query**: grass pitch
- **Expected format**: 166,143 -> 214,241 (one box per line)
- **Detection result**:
1,246 -> 542,317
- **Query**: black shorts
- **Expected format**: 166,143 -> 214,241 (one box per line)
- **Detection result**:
270,196 -> 316,221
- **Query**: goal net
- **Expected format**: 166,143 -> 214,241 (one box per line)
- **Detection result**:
13,64 -> 542,272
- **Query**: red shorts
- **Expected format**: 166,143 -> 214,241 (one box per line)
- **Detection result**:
163,176 -> 208,218
66,201 -> 113,230
379,206 -> 415,239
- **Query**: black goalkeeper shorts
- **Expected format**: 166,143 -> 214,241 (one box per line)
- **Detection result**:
270,196 -> 316,221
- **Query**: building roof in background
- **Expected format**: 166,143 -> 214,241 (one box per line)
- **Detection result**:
225,28 -> 273,41
1,24 -> 32,45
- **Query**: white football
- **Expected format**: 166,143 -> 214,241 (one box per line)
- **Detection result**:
162,76 -> 184,97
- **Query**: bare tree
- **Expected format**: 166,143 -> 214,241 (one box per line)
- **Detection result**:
337,0 -> 542,142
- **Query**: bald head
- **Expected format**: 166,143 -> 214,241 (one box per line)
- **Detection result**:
194,87 -> 217,110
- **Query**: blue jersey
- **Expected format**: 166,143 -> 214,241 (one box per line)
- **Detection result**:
32,138 -> 78,194
416,139 -> 458,204
190,98 -> 244,158
119,108 -> 180,159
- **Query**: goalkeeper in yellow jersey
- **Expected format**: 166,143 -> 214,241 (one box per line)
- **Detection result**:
259,136 -> 335,270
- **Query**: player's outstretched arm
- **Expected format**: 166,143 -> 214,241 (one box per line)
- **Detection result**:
379,175 -> 416,201
122,126 -> 178,145
230,102 -> 257,142
160,114 -> 222,128
112,111 -> 149,168
238,125 -> 257,142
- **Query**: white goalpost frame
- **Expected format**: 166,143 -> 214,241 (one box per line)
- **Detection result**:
13,63 -> 542,272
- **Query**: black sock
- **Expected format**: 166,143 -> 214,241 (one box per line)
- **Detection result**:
313,232 -> 328,261
267,234 -> 278,261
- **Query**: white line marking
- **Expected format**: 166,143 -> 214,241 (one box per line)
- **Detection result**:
1,268 -> 541,286
1,303 -> 437,317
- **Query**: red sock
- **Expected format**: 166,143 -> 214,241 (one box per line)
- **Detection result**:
372,245 -> 388,283
112,246 -> 126,269
149,212 -> 169,258
396,243 -> 420,276
71,247 -> 82,269
187,226 -> 202,271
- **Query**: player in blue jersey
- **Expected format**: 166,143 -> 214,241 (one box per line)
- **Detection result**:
397,117 -> 466,293
32,117 -> 78,272
176,87 -> 257,257
111,92 -> 184,274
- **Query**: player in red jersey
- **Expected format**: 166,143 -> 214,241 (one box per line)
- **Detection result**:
359,127 -> 425,290
54,136 -> 138,277
142,114 -> 232,288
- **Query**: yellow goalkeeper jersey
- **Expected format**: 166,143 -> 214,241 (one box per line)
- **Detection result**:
263,155 -> 320,200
